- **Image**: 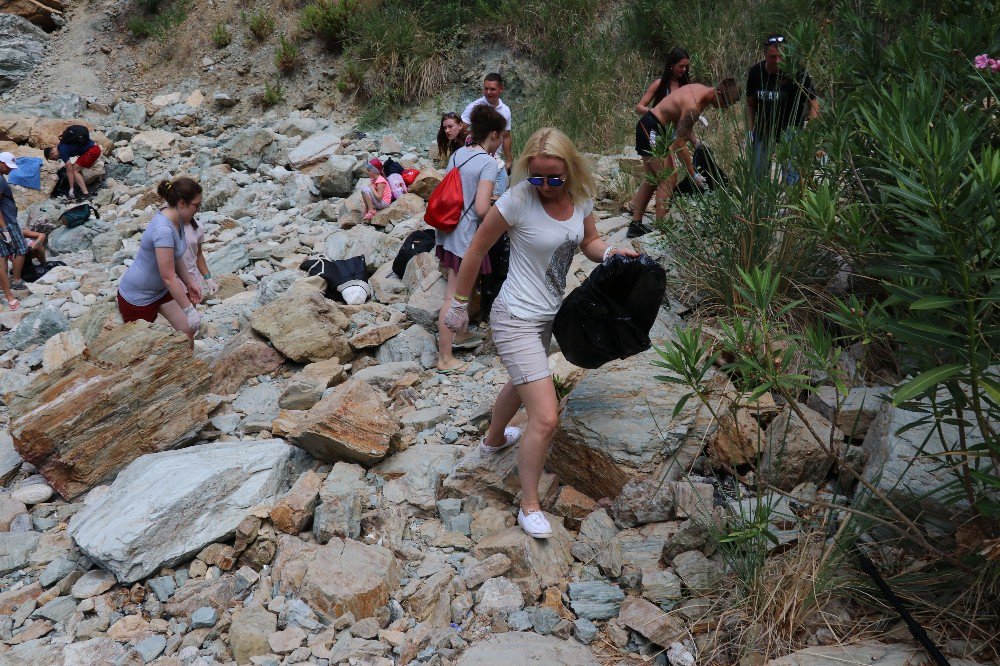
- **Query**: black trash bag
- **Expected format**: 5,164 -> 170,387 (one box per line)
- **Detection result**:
477,232 -> 510,323
674,143 -> 729,197
23,260 -> 65,283
553,254 -> 666,369
299,255 -> 370,302
392,229 -> 435,278
52,167 -> 70,198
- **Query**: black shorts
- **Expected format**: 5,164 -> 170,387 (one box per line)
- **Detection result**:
635,111 -> 665,158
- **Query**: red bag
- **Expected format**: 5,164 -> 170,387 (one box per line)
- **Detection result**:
424,153 -> 491,232
401,168 -> 420,186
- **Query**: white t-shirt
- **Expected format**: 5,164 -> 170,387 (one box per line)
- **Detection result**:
461,96 -> 512,131
495,181 -> 594,322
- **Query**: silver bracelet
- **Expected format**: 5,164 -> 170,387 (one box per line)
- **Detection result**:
602,246 -> 614,262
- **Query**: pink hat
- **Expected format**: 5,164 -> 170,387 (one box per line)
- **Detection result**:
0,152 -> 17,170
367,157 -> 383,173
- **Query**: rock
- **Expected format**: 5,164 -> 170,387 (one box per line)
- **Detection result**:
400,405 -> 449,430
206,240 -> 250,275
41,329 -> 86,373
0,15 -> 46,91
34,594 -> 76,623
47,219 -> 104,254
641,569 -> 682,605
612,477 -> 714,528
0,529 -> 39,575
570,508 -> 620,564
2,0 -> 65,32
349,322 -> 401,350
229,603 -> 277,664
551,486 -> 596,530
287,130 -> 344,168
860,399 -> 991,529
280,378 -> 400,467
311,154 -> 358,197
268,626 -> 306,653
769,641 -> 989,666
808,385 -> 890,439
0,493 -> 26,531
313,462 -> 367,543
190,606 -> 218,628
210,332 -> 285,395
70,569 -> 116,598
475,577 -> 524,615
455,631 -> 598,666
255,269 -> 301,306
706,405 -> 765,467
272,536 -> 402,621
221,127 -> 277,170
132,128 -> 180,151
574,617 -> 598,644
251,290 -> 352,363
233,381 -> 282,420
7,304 -> 69,350
270,470 -> 322,534
618,595 -> 685,647
405,272 -> 446,331
568,581 -> 625,620
472,516 -> 574,589
323,225 -> 394,272
408,170 -> 442,201
371,193 -> 425,227
11,483 -> 53,505
375,322 -> 436,368
134,634 -> 167,662
68,439 -> 298,583
0,431 -> 22,486
148,574 -> 176,601
551,348 -> 717,500
62,637 -> 128,665
9,323 -> 212,500
460,553 -> 512,589
672,550 -> 722,593
762,405 -> 843,491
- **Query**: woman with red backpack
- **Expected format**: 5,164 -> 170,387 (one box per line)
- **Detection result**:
434,104 -> 508,373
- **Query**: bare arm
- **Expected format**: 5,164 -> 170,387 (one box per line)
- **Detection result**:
156,247 -> 194,308
579,213 -> 640,262
808,97 -> 820,120
454,206 -> 511,299
195,243 -> 210,278
635,79 -> 661,115
746,97 -> 756,133
502,131 -> 513,170
474,179 -> 495,219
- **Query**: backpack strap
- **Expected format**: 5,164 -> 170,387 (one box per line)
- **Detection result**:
451,150 -> 494,224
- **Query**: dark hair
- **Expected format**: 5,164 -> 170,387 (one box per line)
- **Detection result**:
157,176 -> 202,208
468,104 -> 507,144
715,78 -> 742,107
652,47 -> 692,106
436,112 -> 467,161
44,147 -> 58,160
484,72 -> 504,86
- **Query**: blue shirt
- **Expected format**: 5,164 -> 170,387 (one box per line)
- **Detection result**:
0,175 -> 17,228
57,140 -> 97,163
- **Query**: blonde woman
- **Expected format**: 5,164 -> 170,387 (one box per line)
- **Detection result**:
444,128 -> 638,538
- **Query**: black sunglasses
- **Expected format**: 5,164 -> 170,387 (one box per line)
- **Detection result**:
766,35 -> 786,44
527,176 -> 566,187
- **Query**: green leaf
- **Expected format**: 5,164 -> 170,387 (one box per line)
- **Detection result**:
893,364 -> 966,406
672,392 -> 694,419
979,377 -> 1000,405
910,295 -> 964,310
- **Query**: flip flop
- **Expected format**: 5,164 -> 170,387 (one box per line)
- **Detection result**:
438,361 -> 469,375
7,299 -> 20,312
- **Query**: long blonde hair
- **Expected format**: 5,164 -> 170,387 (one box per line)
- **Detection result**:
511,127 -> 596,205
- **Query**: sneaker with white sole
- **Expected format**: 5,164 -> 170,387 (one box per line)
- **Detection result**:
479,426 -> 521,454
518,509 -> 552,539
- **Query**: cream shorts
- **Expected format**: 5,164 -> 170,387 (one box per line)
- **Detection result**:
490,296 -> 553,385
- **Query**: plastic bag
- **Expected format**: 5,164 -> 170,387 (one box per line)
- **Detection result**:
299,255 -> 368,302
553,254 -> 666,369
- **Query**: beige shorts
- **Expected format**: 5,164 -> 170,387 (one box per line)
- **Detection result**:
490,297 -> 553,385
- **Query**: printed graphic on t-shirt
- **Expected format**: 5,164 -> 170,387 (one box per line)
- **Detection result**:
757,90 -> 783,102
544,236 -> 578,299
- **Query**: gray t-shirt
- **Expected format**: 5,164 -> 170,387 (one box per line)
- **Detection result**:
118,212 -> 186,306
435,146 -> 498,259
0,175 -> 17,228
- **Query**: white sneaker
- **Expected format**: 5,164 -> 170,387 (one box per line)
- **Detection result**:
518,509 -> 552,539
480,426 -> 521,454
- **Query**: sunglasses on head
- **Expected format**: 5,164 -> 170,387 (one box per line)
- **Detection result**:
527,176 -> 566,187
766,35 -> 786,44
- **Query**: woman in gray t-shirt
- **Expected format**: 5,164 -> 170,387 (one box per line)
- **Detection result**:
117,177 -> 204,343
434,104 -> 508,373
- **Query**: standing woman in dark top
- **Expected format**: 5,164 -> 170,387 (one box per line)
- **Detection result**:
436,112 -> 469,166
626,47 -> 693,238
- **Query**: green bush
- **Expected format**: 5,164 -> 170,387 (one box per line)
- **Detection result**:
127,16 -> 155,38
126,0 -> 191,40
244,9 -> 275,40
211,22 -> 232,48
262,80 -> 285,107
275,34 -> 301,74
299,0 -> 356,50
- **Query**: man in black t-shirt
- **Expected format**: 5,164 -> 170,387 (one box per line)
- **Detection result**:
745,34 -> 819,183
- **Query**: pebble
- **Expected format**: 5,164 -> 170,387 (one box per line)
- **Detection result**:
11,484 -> 54,505
71,569 -> 117,599
134,634 -> 167,662
190,606 -> 218,628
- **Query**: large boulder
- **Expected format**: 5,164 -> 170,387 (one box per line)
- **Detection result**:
0,0 -> 66,31
550,347 -> 717,500
7,322 -> 212,499
47,219 -> 110,254
323,225 -> 394,272
287,130 -> 344,169
250,290 -> 352,363
222,127 -> 278,171
761,405 -> 843,491
455,632 -> 598,666
68,439 -> 299,583
0,14 -> 46,91
276,378 -> 399,467
6,303 -> 69,350
308,154 -> 358,198
471,515 -> 574,589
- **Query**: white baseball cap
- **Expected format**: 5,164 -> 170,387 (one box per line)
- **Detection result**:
0,152 -> 17,170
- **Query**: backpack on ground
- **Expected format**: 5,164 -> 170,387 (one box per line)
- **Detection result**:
51,167 -> 70,198
382,158 -> 405,176
387,173 -> 408,201
59,204 -> 98,229
424,152 -> 490,232
392,229 -> 435,278
60,125 -> 91,146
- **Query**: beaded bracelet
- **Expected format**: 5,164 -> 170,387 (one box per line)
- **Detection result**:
603,246 -> 615,262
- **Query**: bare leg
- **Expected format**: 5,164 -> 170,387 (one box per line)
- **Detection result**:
0,257 -> 14,303
483,381 -> 523,447
361,191 -> 375,213
11,255 -> 25,282
159,300 -> 194,345
629,164 -> 656,223
653,154 -> 678,220
511,376 -> 560,512
69,163 -> 88,195
436,268 -> 465,371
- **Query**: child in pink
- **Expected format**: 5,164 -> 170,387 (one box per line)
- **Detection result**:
361,158 -> 392,220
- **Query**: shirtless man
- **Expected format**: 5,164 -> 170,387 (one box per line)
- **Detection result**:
629,79 -> 741,237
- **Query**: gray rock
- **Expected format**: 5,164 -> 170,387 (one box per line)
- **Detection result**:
8,305 -> 70,350
0,531 -> 40,575
115,101 -> 148,127
807,385 -> 890,439
570,509 -> 620,564
455,632 -> 599,666
148,575 -> 176,602
256,269 -> 302,306
222,127 -> 279,171
48,220 -> 108,255
313,462 -> 367,543
190,606 -> 218,628
71,569 -> 117,598
279,598 -> 323,632
134,634 -> 167,662
206,241 -> 250,275
375,325 -> 436,368
68,440 -> 298,583
34,595 -> 77,623
39,556 -> 80,587
573,617 -> 598,644
401,406 -> 449,430
352,360 -> 421,390
529,606 -> 562,635
475,577 -> 524,615
323,225 -> 394,272
0,430 -> 23,485
89,230 -> 124,263
506,610 -> 533,631
232,381 -> 282,421
762,405 -> 843,491
405,273 -> 446,331
641,569 -> 682,605
672,550 -> 723,593
0,15 -> 46,91
568,581 -> 625,620
313,155 -> 359,198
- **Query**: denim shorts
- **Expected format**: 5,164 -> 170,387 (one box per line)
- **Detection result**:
490,296 -> 553,385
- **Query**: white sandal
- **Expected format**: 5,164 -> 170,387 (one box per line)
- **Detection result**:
480,426 -> 521,454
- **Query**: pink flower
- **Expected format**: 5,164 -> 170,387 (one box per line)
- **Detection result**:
992,59 -> 1000,73
974,53 -> 990,69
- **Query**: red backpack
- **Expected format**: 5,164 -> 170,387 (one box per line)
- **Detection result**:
424,152 -> 491,232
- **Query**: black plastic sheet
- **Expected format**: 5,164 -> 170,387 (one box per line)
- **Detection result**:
553,254 -> 666,369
